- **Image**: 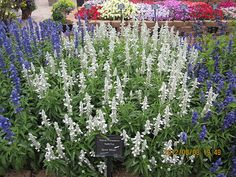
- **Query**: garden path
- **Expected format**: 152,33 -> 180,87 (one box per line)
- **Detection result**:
30,0 -> 77,22
31,0 -> 52,22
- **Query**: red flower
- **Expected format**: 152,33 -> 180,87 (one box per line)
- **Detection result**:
218,1 -> 236,8
74,6 -> 102,20
182,2 -> 223,20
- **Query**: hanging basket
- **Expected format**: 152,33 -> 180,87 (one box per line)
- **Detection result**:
21,9 -> 32,20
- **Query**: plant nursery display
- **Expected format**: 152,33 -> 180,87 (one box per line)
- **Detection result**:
52,0 -> 75,24
0,15 -> 235,177
74,0 -> 236,20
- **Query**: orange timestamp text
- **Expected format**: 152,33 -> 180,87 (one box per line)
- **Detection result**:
164,148 -> 221,156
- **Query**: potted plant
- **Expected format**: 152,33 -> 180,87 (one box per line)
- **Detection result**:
19,0 -> 36,19
52,0 -> 75,31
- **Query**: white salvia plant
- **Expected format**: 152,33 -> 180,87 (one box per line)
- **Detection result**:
140,22 -> 149,48
97,161 -> 107,175
140,49 -> 146,75
143,120 -> 152,135
95,109 -> 107,134
161,139 -> 185,165
163,105 -> 172,128
108,27 -> 116,55
146,54 -> 153,85
78,150 -> 95,170
141,96 -> 149,111
131,131 -> 144,157
109,96 -> 118,127
179,89 -> 191,116
86,115 -> 95,134
159,82 -> 168,104
122,73 -> 129,88
53,122 -> 63,138
63,91 -> 73,115
45,143 -> 57,161
32,66 -> 50,99
60,59 -> 70,91
125,41 -> 131,67
79,101 -> 84,116
103,76 -> 112,105
152,23 -> 159,47
115,75 -> 124,105
150,156 -> 157,166
56,137 -> 65,158
78,72 -> 86,93
63,114 -> 82,142
168,64 -> 178,101
28,133 -> 41,152
40,109 -> 51,127
121,129 -> 130,146
21,63 -> 30,84
201,87 -> 218,116
80,49 -> 88,70
86,109 -> 107,134
84,93 -> 94,117
89,55 -> 98,78
141,139 -> 148,152
190,78 -> 199,94
153,113 -> 163,136
46,52 -> 56,75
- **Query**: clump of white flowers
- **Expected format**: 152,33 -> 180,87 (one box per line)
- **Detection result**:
45,143 -> 57,161
28,133 -> 41,152
40,109 -> 51,127
54,122 -> 63,138
63,91 -> 73,115
78,150 -> 95,170
121,129 -> 130,146
97,161 -> 107,175
56,137 -> 65,159
32,67 -> 50,99
115,75 -> 124,105
143,120 -> 152,135
201,87 -> 218,117
109,96 -> 118,127
131,131 -> 147,157
99,0 -> 137,20
86,109 -> 107,134
141,96 -> 149,111
153,114 -> 163,136
63,114 -> 82,142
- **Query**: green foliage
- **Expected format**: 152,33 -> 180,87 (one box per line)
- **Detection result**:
52,0 -> 75,24
0,20 -> 235,177
0,0 -> 19,21
19,0 -> 36,12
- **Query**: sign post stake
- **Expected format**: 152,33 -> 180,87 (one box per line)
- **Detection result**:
118,4 -> 125,23
152,4 -> 159,22
106,156 -> 113,177
95,135 -> 124,177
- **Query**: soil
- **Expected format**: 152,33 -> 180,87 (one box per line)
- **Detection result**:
4,169 -> 139,177
4,171 -> 31,177
114,169 -> 138,177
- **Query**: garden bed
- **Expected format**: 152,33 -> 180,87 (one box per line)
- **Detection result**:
67,14 -> 232,35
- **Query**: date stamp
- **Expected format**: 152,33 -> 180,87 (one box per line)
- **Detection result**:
164,148 -> 221,157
